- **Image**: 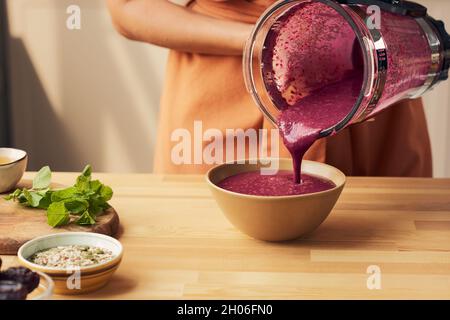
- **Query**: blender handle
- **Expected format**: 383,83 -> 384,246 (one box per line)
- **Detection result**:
426,16 -> 450,82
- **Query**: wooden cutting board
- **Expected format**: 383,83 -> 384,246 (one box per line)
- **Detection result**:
0,180 -> 120,255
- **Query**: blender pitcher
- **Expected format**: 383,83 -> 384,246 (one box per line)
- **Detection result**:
243,0 -> 450,137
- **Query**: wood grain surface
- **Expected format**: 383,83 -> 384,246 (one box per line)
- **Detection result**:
0,179 -> 120,254
1,173 -> 450,299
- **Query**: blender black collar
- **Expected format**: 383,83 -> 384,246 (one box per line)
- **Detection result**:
336,0 -> 427,17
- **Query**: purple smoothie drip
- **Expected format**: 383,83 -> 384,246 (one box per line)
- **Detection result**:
218,171 -> 335,196
262,1 -> 364,184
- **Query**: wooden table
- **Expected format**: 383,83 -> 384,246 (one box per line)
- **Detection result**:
2,173 -> 450,299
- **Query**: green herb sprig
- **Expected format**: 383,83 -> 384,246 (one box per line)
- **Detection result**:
5,165 -> 113,227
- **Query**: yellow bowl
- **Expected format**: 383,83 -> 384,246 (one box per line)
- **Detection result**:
17,232 -> 123,295
207,159 -> 346,242
0,148 -> 28,193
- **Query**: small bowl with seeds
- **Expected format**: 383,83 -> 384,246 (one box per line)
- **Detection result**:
17,232 -> 123,295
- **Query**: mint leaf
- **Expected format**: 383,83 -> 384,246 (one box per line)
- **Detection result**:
88,199 -> 104,216
100,185 -> 113,201
75,175 -> 90,193
89,180 -> 102,193
4,189 -> 21,201
75,165 -> 93,192
47,201 -> 70,227
51,187 -> 79,202
35,188 -> 50,197
33,166 -> 52,190
17,193 -> 28,204
65,199 -> 89,214
76,211 -> 96,225
23,189 -> 43,208
81,165 -> 92,177
37,191 -> 53,209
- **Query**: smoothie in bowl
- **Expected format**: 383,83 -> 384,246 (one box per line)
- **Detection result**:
207,159 -> 345,242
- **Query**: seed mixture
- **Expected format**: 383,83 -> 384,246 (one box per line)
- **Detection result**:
29,245 -> 114,268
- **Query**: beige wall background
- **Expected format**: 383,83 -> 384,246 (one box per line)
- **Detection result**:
7,0 -> 167,173
5,0 -> 450,177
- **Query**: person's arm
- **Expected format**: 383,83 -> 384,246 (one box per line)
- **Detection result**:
106,0 -> 253,55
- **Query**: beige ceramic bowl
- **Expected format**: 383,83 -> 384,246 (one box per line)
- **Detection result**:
207,159 -> 346,242
18,232 -> 123,295
0,148 -> 28,193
